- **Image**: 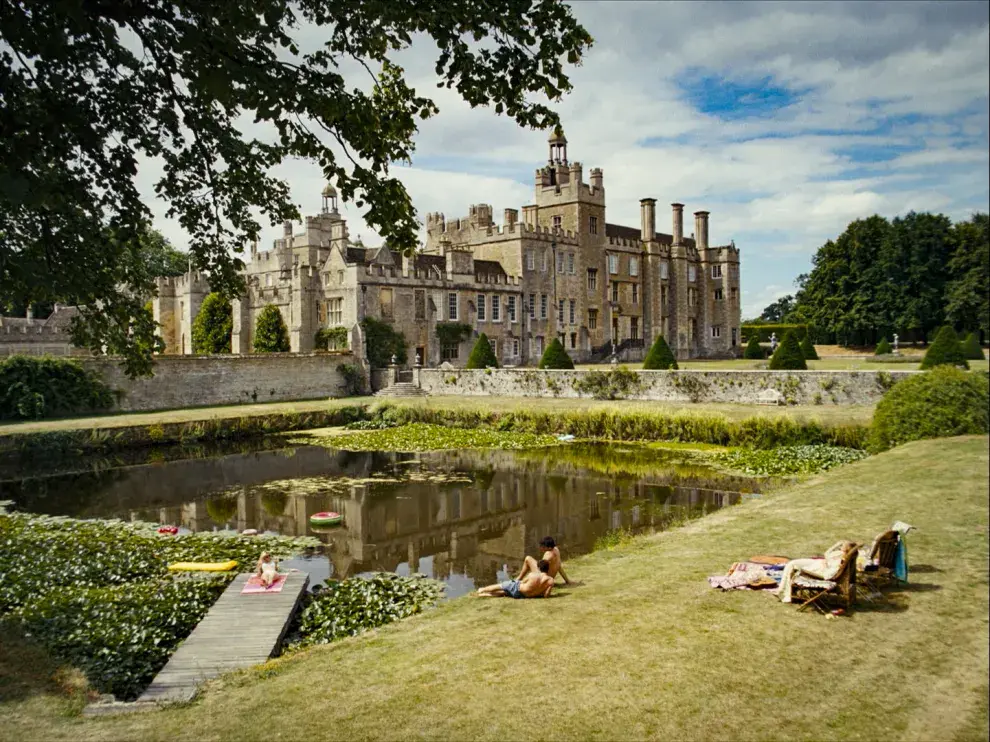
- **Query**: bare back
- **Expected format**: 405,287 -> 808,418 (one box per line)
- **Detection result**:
519,571 -> 554,598
542,546 -> 562,577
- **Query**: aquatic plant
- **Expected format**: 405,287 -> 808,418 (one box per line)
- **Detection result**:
310,423 -> 561,452
714,445 -> 868,476
291,573 -> 444,648
0,511 -> 318,699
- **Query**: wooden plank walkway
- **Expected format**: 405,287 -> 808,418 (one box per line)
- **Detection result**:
138,571 -> 309,704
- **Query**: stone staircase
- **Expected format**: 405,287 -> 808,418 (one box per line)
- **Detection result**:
374,381 -> 428,398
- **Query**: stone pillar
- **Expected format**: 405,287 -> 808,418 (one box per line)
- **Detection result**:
388,357 -> 398,386
671,203 -> 684,245
694,211 -> 709,250
412,352 -> 422,387
639,198 -> 656,241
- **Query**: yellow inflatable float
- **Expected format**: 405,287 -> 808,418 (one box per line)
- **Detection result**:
167,560 -> 239,572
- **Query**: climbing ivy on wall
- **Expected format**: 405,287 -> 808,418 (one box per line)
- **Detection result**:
435,322 -> 472,349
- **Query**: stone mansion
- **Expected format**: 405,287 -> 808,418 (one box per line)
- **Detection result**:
154,131 -> 741,366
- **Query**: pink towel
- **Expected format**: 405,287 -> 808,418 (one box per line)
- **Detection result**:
241,574 -> 287,594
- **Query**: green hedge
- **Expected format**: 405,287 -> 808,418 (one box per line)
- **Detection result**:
769,330 -> 808,370
191,293 -> 232,354
643,335 -> 678,370
800,335 -> 820,361
869,366 -> 989,452
538,338 -> 574,369
253,304 -> 290,353
0,355 -> 115,420
466,333 -> 498,369
742,324 -> 809,343
920,326 -> 968,370
743,335 -> 765,360
962,332 -> 986,361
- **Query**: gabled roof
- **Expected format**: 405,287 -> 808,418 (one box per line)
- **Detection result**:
414,254 -> 446,273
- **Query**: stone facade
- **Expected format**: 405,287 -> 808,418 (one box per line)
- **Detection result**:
0,304 -> 86,357
416,368 -> 914,406
154,132 -> 742,366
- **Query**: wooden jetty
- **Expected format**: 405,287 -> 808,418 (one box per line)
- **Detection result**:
137,571 -> 309,705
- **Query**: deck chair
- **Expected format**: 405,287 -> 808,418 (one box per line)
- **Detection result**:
860,530 -> 900,590
793,548 -> 858,614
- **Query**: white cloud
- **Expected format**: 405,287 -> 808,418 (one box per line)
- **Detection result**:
139,0 -> 989,314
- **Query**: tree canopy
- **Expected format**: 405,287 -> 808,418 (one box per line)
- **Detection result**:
252,305 -> 290,353
1,1 -> 593,375
787,212 -> 988,345
191,293 -> 233,354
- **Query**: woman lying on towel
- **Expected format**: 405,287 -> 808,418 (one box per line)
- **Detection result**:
255,552 -> 280,588
776,540 -> 858,603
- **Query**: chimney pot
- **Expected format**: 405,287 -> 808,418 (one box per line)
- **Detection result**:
640,198 -> 656,242
694,211 -> 710,250
671,203 -> 684,245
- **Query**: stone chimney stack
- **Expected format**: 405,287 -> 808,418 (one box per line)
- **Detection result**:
694,211 -> 709,250
672,203 -> 684,245
282,220 -> 292,238
503,208 -> 518,229
640,198 -> 656,241
590,168 -> 603,191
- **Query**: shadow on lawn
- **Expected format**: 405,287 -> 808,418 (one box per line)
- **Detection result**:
0,630 -> 91,706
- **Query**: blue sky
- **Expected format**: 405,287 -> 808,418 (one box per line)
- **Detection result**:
142,0 -> 990,319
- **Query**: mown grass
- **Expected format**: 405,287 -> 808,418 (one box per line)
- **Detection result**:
575,358 -> 990,372
2,435 -> 986,742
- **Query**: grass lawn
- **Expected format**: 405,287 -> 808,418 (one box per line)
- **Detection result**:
2,435 -> 986,742
577,358 -> 990,372
0,394 -> 876,436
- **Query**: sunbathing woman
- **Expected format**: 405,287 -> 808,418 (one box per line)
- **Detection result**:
777,540 -> 858,603
255,552 -> 280,588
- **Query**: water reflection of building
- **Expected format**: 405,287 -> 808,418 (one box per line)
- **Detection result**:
130,447 -> 741,588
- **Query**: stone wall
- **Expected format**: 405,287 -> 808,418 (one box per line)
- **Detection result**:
417,368 -> 915,406
85,352 -> 361,412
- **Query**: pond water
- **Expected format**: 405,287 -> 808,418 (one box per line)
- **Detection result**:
1,441 -> 762,599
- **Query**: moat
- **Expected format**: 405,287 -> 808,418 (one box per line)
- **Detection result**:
1,441 -> 762,599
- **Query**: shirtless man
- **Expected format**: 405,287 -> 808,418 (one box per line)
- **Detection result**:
477,559 -> 555,599
516,536 -> 571,585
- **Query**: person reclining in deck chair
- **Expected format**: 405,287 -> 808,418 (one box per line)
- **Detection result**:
477,559 -> 555,599
516,536 -> 572,585
776,540 -> 858,603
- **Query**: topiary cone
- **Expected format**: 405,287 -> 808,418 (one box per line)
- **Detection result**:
743,334 -> 765,360
961,332 -> 986,361
769,329 -> 807,370
466,333 -> 499,369
253,304 -> 290,353
799,334 -> 819,361
875,337 -> 892,355
920,326 -> 969,370
643,334 -> 678,369
538,338 -> 574,369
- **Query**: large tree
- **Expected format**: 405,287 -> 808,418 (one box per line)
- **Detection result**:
944,213 -> 989,337
1,1 -> 593,376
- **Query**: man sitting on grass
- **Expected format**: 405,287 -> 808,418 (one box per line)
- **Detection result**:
516,536 -> 572,585
478,559 -> 555,599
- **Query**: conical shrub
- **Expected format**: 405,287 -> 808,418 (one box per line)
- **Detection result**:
253,304 -> 290,353
538,338 -> 574,369
920,326 -> 969,370
466,333 -> 499,369
962,332 -> 986,361
769,329 -> 807,370
743,334 -> 765,360
800,334 -> 819,361
191,292 -> 232,354
875,337 -> 892,355
643,334 -> 678,370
